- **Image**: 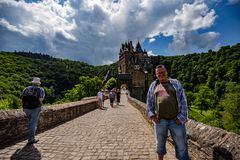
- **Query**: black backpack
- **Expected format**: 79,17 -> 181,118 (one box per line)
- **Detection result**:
22,88 -> 41,109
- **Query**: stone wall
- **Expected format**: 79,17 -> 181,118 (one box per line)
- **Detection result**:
128,96 -> 240,160
0,97 -> 98,148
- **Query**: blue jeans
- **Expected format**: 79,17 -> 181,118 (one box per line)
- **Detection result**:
154,119 -> 189,160
23,107 -> 42,142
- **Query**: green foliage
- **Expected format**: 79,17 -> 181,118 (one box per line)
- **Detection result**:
7,94 -> 21,109
0,94 -> 21,110
220,93 -> 240,134
214,81 -> 226,100
151,44 -> 240,96
104,77 -> 117,90
43,86 -> 55,104
185,91 -> 194,106
225,82 -> 240,93
189,107 -> 223,128
193,85 -> 216,113
58,76 -> 102,103
0,51 -> 114,109
218,83 -> 240,134
0,99 -> 10,110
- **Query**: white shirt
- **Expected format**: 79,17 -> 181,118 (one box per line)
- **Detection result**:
97,91 -> 103,100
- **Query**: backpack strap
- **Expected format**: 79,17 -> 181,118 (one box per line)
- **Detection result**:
33,87 -> 40,98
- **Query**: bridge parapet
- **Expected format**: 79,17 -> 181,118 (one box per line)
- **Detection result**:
0,97 -> 98,148
127,95 -> 240,160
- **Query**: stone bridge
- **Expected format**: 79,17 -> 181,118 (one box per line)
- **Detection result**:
0,94 -> 239,160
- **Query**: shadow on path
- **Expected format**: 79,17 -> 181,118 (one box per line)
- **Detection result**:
213,147 -> 233,160
11,144 -> 41,160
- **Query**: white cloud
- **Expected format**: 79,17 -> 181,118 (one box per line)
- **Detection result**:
0,0 -> 219,65
147,50 -> 158,56
0,0 -> 77,40
169,31 -> 220,54
0,18 -> 28,36
149,38 -> 156,43
172,0 -> 217,32
214,43 -> 222,51
167,0 -> 218,54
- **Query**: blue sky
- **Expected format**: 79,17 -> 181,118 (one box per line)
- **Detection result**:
0,0 -> 239,65
142,0 -> 240,56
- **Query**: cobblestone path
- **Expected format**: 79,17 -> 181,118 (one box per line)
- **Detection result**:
0,94 -> 176,160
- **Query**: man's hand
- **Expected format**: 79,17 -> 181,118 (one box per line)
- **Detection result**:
151,116 -> 160,123
175,118 -> 182,125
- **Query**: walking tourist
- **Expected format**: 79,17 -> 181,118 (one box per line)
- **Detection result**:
21,77 -> 45,145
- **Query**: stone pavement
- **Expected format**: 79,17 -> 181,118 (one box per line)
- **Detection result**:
0,94 -> 176,160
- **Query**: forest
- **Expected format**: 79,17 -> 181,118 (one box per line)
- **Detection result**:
0,51 -> 117,108
0,43 -> 239,134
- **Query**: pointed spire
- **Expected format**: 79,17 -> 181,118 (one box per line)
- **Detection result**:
135,41 -> 143,53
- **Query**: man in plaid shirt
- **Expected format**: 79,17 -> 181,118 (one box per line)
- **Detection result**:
147,64 -> 189,160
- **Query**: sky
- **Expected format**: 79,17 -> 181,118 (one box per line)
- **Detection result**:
0,0 -> 239,66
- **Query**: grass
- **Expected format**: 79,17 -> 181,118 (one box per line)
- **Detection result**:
189,106 -> 222,128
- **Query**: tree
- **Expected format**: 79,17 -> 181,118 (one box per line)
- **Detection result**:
0,99 -> 10,110
193,85 -> 216,114
43,86 -> 55,104
225,67 -> 238,82
214,81 -> 226,100
219,92 -> 240,134
59,76 -> 102,103
207,67 -> 215,89
186,91 -> 194,107
104,77 -> 116,90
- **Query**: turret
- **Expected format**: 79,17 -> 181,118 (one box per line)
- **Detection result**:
135,41 -> 143,53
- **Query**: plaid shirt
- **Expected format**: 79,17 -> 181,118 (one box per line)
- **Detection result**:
146,78 -> 188,124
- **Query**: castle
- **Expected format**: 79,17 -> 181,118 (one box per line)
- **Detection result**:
117,40 -> 152,101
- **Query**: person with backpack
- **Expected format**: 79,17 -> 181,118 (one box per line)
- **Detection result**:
21,77 -> 45,145
146,65 -> 189,160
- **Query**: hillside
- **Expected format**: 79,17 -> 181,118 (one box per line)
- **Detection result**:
151,44 -> 240,93
0,51 -> 116,107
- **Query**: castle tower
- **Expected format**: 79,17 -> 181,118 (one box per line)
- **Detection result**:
117,40 -> 152,101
